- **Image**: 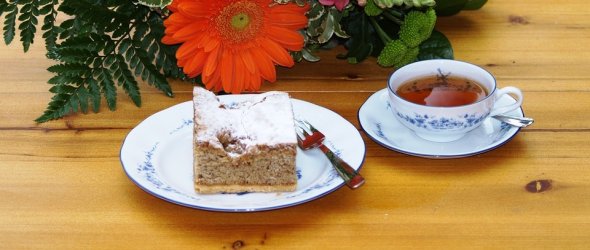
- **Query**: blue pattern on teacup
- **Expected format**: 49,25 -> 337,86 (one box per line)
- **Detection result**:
396,112 -> 488,131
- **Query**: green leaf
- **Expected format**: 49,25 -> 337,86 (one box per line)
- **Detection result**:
463,0 -> 487,10
41,0 -> 59,50
118,38 -> 132,54
35,84 -> 91,123
35,2 -> 181,122
136,0 -> 172,8
318,10 -> 335,44
50,48 -> 96,63
35,93 -> 73,122
306,2 -> 327,37
87,77 -> 101,112
112,55 -> 141,107
132,22 -> 148,41
0,1 -> 7,13
301,48 -> 320,62
417,30 -> 454,60
95,67 -> 117,111
123,40 -> 172,97
3,4 -> 17,45
334,12 -> 350,38
77,84 -> 89,113
49,84 -> 76,94
18,1 -> 40,52
39,2 -> 52,15
342,12 -> 374,63
145,13 -> 188,81
47,63 -> 91,77
47,74 -> 84,85
435,0 -> 468,16
60,35 -> 100,51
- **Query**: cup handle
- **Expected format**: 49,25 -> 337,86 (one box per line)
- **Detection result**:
490,86 -> 523,116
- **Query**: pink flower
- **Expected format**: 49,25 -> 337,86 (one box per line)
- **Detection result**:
318,0 -> 349,11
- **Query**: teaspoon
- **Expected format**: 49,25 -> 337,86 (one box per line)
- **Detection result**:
492,114 -> 534,128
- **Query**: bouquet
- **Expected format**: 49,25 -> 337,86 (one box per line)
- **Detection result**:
0,0 -> 486,122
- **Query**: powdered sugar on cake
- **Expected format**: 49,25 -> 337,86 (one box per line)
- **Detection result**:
193,87 -> 296,157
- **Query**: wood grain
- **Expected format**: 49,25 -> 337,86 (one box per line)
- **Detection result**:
1,0 -> 590,249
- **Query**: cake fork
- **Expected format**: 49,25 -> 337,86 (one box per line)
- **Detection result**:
295,119 -> 365,189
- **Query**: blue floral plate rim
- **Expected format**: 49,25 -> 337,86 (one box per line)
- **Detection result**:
358,88 -> 524,159
120,97 -> 365,212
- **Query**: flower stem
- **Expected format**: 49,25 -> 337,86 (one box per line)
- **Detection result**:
387,8 -> 404,19
369,16 -> 392,44
383,11 -> 402,25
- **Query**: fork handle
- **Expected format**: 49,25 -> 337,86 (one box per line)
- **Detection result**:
318,144 -> 365,189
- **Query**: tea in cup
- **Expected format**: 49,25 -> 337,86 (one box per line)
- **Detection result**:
387,59 -> 523,142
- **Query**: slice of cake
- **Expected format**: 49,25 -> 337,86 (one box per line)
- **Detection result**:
193,87 -> 298,194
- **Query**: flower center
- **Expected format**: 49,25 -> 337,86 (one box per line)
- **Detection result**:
231,13 -> 250,30
215,1 -> 263,45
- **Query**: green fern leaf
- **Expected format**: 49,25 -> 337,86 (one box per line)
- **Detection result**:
3,4 -> 17,45
87,77 -> 101,112
36,2 -> 181,122
0,1 -> 7,15
110,55 -> 141,107
60,35 -> 101,51
48,83 -> 76,94
48,34 -> 100,62
38,0 -> 52,6
76,84 -> 89,113
47,63 -> 91,77
145,14 -> 194,82
95,67 -> 117,111
47,74 -> 84,85
50,47 -> 96,63
123,38 -> 172,97
35,93 -> 73,122
133,22 -> 148,41
40,0 -> 59,50
36,84 -> 90,123
18,0 -> 40,52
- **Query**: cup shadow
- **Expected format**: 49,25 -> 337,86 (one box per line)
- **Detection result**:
381,135 -> 525,175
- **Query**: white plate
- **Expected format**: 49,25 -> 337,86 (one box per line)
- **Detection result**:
121,97 -> 365,212
358,89 -> 523,159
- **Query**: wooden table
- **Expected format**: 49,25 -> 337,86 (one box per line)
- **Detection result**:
1,0 -> 589,248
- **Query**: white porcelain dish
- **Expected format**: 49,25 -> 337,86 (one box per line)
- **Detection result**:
121,97 -> 365,212
358,89 -> 524,159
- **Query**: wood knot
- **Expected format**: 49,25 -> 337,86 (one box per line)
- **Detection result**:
525,179 -> 552,193
232,240 -> 245,250
260,232 -> 268,245
509,15 -> 529,25
346,73 -> 359,80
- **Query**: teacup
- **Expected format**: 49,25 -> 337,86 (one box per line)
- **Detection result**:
387,59 -> 523,142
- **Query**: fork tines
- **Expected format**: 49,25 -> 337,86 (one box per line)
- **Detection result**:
294,119 -> 313,136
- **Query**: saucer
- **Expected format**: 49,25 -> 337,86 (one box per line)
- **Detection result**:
358,89 -> 524,159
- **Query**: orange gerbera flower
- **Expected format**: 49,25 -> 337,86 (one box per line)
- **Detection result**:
162,0 -> 309,93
